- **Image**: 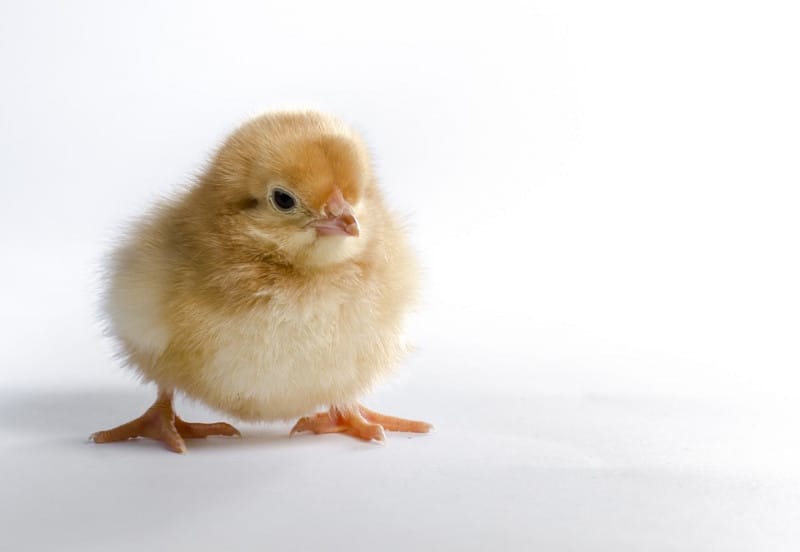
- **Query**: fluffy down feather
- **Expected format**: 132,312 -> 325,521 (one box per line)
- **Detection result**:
103,111 -> 419,422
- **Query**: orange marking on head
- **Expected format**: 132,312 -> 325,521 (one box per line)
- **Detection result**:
272,135 -> 364,213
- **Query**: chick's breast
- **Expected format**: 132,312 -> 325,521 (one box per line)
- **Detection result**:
191,241 -> 416,421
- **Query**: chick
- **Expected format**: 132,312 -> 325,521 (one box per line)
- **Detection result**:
91,110 -> 432,452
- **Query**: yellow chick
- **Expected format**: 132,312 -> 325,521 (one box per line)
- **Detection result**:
91,111 -> 432,453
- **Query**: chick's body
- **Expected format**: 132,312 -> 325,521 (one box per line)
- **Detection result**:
95,111 -> 429,450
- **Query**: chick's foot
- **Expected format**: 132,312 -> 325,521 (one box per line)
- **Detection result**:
357,405 -> 433,433
290,404 -> 432,443
91,390 -> 240,453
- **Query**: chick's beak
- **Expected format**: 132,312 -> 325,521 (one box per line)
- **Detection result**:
307,189 -> 360,238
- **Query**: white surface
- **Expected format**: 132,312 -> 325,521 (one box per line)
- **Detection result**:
2,1 -> 800,550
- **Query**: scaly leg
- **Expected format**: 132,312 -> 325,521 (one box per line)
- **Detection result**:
91,388 -> 240,453
290,404 -> 432,443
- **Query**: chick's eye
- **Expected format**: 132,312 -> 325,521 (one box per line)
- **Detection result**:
271,189 -> 296,211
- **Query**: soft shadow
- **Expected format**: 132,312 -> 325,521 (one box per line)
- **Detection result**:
186,427 -> 294,452
0,386 -> 155,434
0,386 -> 292,448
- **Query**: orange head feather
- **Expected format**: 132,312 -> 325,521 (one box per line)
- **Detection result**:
182,110 -> 377,271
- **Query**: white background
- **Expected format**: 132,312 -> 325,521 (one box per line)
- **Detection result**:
2,1 -> 799,550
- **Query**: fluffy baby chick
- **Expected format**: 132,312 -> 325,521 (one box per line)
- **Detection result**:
91,110 -> 431,453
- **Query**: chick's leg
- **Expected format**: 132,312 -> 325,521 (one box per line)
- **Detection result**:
290,404 -> 432,443
91,388 -> 240,453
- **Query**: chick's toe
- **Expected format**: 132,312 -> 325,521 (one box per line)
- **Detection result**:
290,404 -> 431,443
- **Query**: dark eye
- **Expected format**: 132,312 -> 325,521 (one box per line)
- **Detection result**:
271,188 -> 296,211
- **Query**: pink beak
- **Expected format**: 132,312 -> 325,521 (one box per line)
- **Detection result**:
307,189 -> 360,237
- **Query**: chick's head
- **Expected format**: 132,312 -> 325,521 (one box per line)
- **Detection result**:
198,111 -> 375,269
